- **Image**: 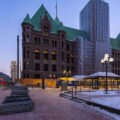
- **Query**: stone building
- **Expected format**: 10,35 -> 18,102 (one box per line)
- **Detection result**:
21,1 -> 120,80
22,5 -> 85,79
10,61 -> 17,81
110,34 -> 120,75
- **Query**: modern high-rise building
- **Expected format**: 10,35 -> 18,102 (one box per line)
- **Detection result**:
80,0 -> 111,74
10,61 -> 17,81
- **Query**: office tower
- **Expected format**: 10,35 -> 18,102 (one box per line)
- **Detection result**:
80,0 -> 111,74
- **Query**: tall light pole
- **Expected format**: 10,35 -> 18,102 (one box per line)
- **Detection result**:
17,35 -> 19,83
101,54 -> 114,94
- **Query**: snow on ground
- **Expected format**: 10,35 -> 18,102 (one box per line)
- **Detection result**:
92,97 -> 120,109
92,106 -> 120,120
80,90 -> 119,95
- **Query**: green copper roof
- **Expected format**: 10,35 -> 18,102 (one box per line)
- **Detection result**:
22,4 -> 85,41
110,37 -> 120,50
23,14 -> 32,24
116,33 -> 120,40
55,16 -> 61,25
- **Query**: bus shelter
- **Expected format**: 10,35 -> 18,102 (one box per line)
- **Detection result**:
85,72 -> 120,90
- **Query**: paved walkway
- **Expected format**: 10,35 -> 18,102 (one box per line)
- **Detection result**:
0,88 -> 114,120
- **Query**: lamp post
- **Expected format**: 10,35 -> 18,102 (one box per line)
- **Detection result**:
101,54 -> 114,94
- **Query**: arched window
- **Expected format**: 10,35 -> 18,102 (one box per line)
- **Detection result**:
44,50 -> 49,61
34,49 -> 40,60
43,25 -> 49,36
52,51 -> 57,61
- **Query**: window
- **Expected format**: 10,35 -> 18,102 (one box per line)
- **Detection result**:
71,66 -> 74,73
44,26 -> 49,36
67,66 -> 69,72
67,44 -> 69,50
44,39 -> 49,45
52,65 -> 56,72
23,62 -> 26,70
35,74 -> 40,79
35,38 -> 40,45
26,74 -> 29,78
62,41 -> 64,48
35,38 -> 37,44
26,35 -> 30,43
26,27 -> 30,32
52,41 -> 57,48
52,51 -> 57,61
23,47 -> 25,58
35,63 -> 40,71
62,52 -> 64,61
72,45 -> 74,52
35,53 -> 40,60
62,34 -> 64,38
34,49 -> 40,60
23,35 -> 25,42
62,65 -> 64,71
71,55 -> 74,63
55,41 -> 57,47
38,38 -> 40,44
27,51 -> 29,58
67,54 -> 70,63
44,51 -> 49,61
44,64 -> 48,71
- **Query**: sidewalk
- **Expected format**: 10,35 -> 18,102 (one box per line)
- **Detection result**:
0,88 -> 114,120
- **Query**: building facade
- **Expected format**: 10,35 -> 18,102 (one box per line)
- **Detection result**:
110,34 -> 120,75
22,5 -> 85,79
10,61 -> 17,81
80,0 -> 111,74
21,1 -> 120,80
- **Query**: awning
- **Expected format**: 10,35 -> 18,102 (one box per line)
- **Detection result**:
87,72 -> 120,78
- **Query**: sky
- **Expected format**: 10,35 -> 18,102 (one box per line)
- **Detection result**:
0,0 -> 120,76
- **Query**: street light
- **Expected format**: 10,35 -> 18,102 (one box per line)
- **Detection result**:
101,54 -> 114,94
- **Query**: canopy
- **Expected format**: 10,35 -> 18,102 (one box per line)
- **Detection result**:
87,72 -> 120,78
58,77 -> 77,81
72,75 -> 87,79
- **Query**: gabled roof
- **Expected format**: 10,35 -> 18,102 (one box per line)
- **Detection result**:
22,4 -> 85,41
23,14 -> 32,24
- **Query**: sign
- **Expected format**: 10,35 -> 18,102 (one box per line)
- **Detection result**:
61,81 -> 68,91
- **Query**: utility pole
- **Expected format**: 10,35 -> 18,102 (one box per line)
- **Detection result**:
17,35 -> 19,83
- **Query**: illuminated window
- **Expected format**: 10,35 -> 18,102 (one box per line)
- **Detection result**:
34,49 -> 40,60
44,51 -> 49,61
52,51 -> 57,61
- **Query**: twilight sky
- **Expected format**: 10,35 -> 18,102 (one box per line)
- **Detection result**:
0,0 -> 120,76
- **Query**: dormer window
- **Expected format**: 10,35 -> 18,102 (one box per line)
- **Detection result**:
44,25 -> 49,36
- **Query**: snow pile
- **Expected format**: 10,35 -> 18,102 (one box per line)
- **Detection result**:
92,97 -> 120,109
80,90 -> 118,95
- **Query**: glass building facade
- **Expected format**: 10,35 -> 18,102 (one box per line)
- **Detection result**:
80,0 -> 111,74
